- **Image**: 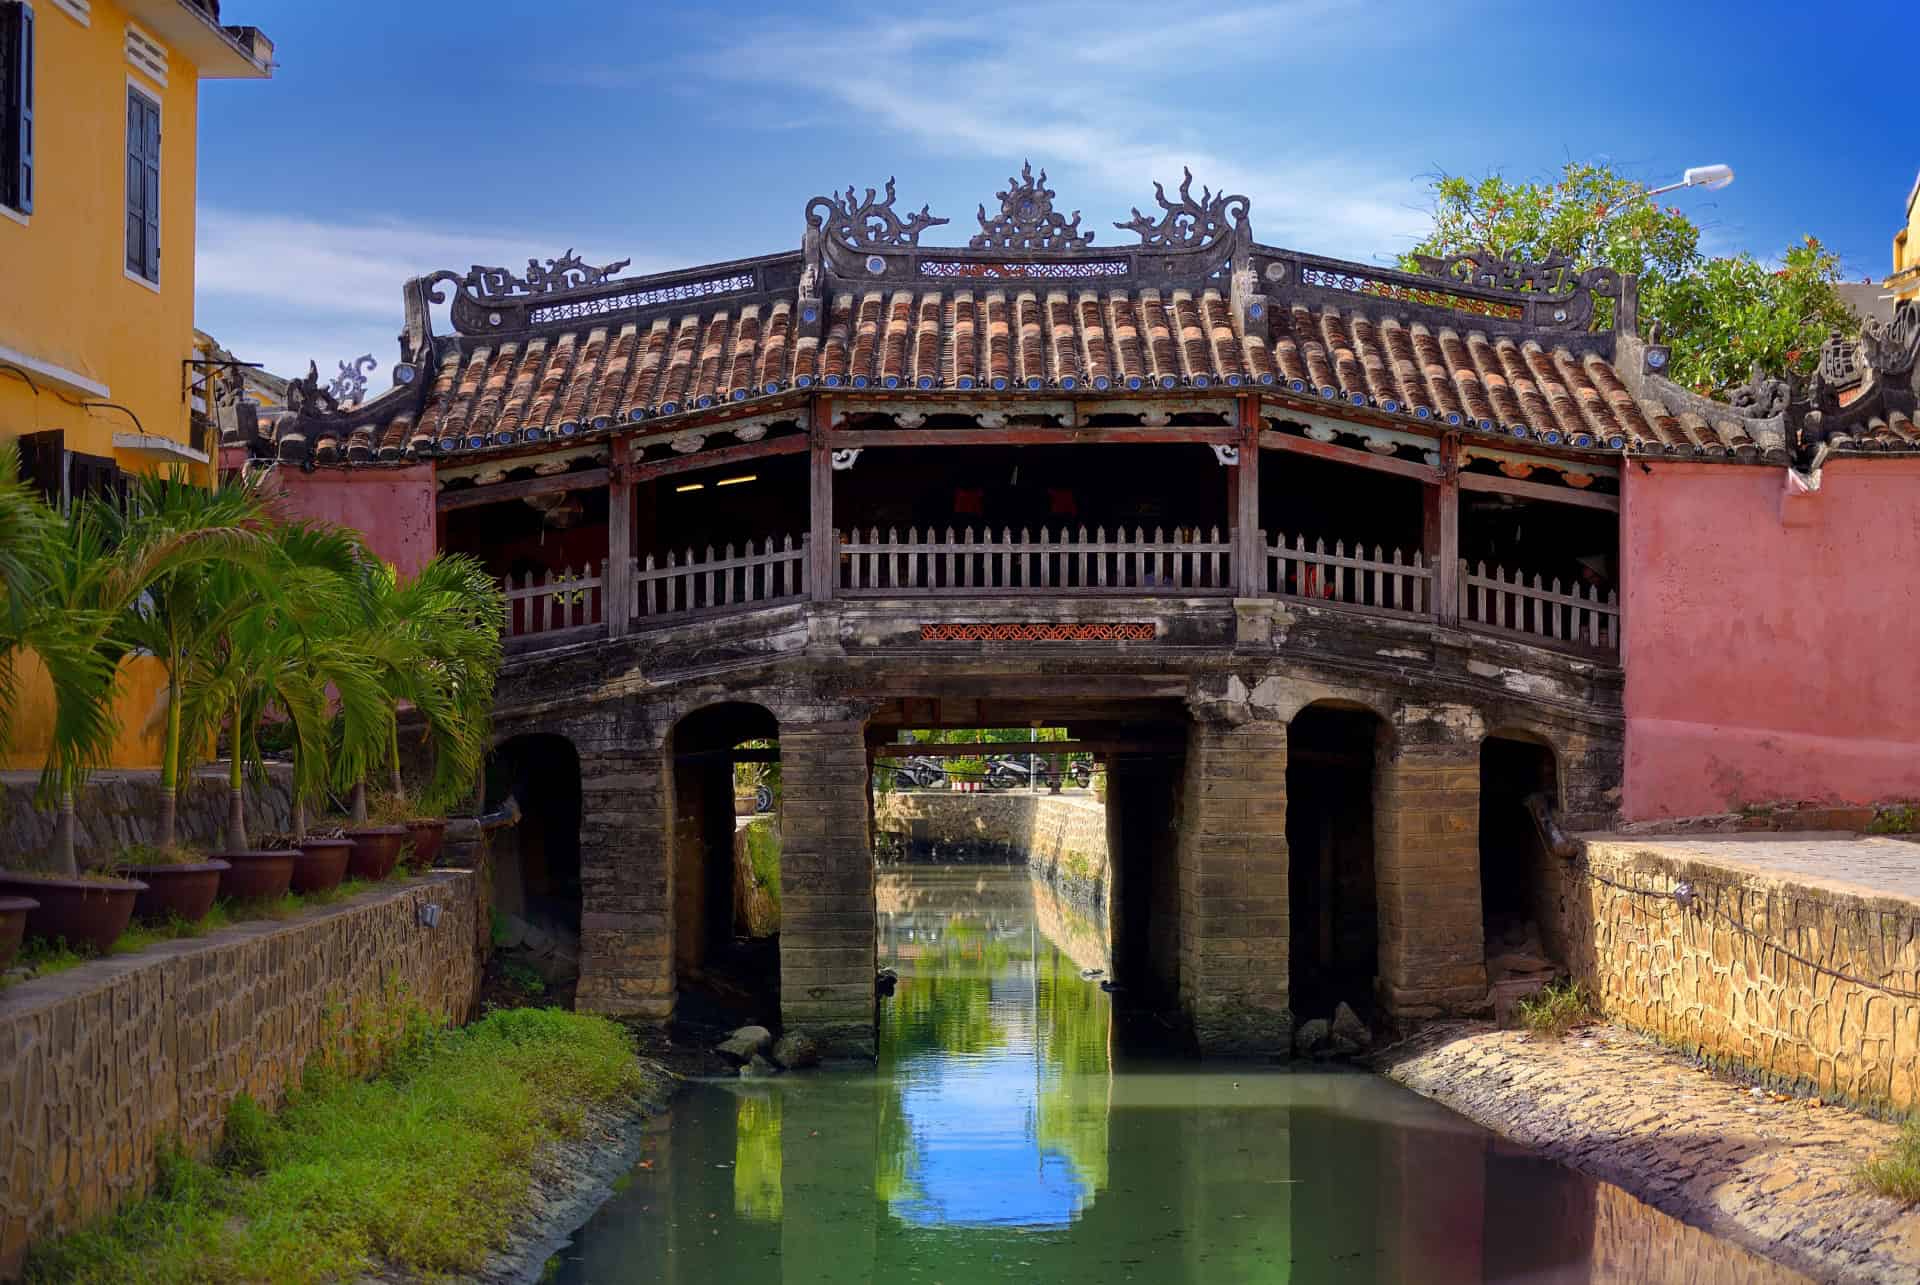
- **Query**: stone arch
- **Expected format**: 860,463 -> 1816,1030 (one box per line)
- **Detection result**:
666,700 -> 783,1025
1286,700 -> 1392,1021
1479,727 -> 1566,1002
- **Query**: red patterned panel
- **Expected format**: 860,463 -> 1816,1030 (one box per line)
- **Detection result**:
919,622 -> 1157,643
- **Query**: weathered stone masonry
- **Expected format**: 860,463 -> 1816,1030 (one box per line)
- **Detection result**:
0,873 -> 485,1277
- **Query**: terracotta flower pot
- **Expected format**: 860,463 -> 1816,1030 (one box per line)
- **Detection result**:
215,850 -> 295,902
403,818 -> 446,871
0,896 -> 37,970
120,860 -> 230,924
290,838 -> 352,894
344,827 -> 406,881
0,874 -> 145,954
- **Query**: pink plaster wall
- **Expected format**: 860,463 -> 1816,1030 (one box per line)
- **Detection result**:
262,463 -> 437,578
1623,458 -> 1920,820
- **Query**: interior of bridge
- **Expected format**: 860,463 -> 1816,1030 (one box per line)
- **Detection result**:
1285,704 -> 1385,1021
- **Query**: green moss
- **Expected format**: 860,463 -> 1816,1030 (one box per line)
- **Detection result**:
26,1007 -> 658,1283
1871,805 -> 1918,835
1863,1116 -> 1920,1202
1516,979 -> 1593,1039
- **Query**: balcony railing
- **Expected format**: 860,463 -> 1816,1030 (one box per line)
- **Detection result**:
496,527 -> 1619,660
837,525 -> 1234,597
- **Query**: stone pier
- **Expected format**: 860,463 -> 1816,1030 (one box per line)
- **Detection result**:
1177,715 -> 1292,1055
1373,704 -> 1488,1017
575,733 -> 675,1023
777,715 -> 878,1057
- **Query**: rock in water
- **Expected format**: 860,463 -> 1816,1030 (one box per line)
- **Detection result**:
1294,1018 -> 1331,1057
1331,1002 -> 1372,1052
772,1033 -> 820,1070
740,1053 -> 778,1078
715,1025 -> 774,1063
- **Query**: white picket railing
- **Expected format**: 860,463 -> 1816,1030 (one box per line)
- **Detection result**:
1460,560 -> 1619,654
1262,533 -> 1432,618
835,525 -> 1234,595
634,534 -> 810,621
502,562 -> 605,645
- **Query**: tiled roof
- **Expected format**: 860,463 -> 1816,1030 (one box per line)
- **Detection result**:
263,286 -> 1776,464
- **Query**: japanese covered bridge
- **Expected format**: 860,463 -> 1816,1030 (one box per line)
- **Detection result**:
236,164 -> 1920,1055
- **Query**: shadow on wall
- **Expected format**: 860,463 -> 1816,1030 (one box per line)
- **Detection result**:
485,733 -> 583,936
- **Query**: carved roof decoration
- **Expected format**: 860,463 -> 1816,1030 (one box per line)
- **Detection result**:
237,166 -> 1919,471
971,162 -> 1092,251
1114,167 -> 1250,250
806,178 -> 949,250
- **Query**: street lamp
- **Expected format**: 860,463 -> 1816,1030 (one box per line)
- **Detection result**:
1646,164 -> 1734,198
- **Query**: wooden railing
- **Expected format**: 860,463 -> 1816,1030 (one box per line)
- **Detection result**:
497,529 -> 1618,662
503,562 -> 606,647
835,525 -> 1235,595
1460,560 -> 1619,654
1261,534 -> 1432,619
633,535 -> 810,622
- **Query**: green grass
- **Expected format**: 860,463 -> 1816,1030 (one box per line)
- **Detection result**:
1863,1116 -> 1920,1201
26,1006 -> 655,1283
743,819 -> 782,913
499,960 -> 546,997
1516,979 -> 1593,1038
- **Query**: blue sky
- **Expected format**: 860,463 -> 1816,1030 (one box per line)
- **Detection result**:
194,0 -> 1914,383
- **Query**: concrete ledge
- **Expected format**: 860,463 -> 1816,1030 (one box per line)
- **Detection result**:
0,872 -> 485,1277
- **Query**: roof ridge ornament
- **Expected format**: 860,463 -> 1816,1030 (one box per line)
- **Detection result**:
1409,247 -> 1619,300
806,178 -> 949,249
970,161 -> 1091,251
1115,167 -> 1250,249
326,354 -> 376,407
426,249 -> 634,304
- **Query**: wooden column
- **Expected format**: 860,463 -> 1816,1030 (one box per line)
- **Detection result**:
1433,432 -> 1459,625
607,436 -> 633,638
1234,396 -> 1263,595
809,396 -> 835,602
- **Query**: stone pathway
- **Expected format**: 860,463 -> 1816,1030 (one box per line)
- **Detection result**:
1583,833 -> 1920,904
1380,1021 -> 1920,1284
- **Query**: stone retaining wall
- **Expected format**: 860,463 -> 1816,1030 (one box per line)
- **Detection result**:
873,791 -> 1109,897
0,871 -> 486,1277
1544,837 -> 1920,1112
1,766 -> 294,864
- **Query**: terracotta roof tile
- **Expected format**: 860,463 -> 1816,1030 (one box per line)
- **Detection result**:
554,327 -> 608,431
496,337 -> 554,440
1107,292 -> 1145,388
1138,291 -> 1178,388
1014,291 -> 1045,390
584,324 -> 638,428
910,293 -> 942,390
1076,292 -> 1113,390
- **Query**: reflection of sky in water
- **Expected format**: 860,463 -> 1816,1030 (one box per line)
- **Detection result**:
886,972 -> 1096,1229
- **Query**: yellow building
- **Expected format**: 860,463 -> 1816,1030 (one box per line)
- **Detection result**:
0,0 -> 271,768
1894,170 -> 1920,302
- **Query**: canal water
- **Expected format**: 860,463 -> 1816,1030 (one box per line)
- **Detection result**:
553,867 -> 1806,1284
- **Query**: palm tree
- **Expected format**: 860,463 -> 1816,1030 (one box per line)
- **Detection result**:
179,520 -> 384,849
111,470 -> 275,849
0,441 -> 55,759
355,554 -> 505,818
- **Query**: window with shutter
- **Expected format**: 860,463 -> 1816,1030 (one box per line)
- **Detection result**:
125,85 -> 160,281
17,429 -> 64,507
0,1 -> 30,216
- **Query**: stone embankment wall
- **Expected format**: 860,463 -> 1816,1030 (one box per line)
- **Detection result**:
1543,836 -> 1920,1111
0,872 -> 486,1277
1,766 -> 294,863
872,791 -> 1110,904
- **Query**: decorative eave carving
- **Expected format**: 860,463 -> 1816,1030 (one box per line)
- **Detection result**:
1114,167 -> 1250,250
326,355 -> 376,407
805,178 -> 949,250
970,162 -> 1091,251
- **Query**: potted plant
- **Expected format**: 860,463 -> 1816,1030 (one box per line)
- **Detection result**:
0,896 -> 35,971
112,843 -> 229,925
287,827 -> 352,894
0,453 -> 149,947
349,555 -> 504,874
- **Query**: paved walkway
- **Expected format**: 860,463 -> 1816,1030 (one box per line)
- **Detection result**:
1583,832 -> 1920,904
1381,1022 -> 1920,1284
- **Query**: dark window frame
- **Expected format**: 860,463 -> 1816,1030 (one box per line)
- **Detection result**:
0,0 -> 32,216
125,82 -> 160,283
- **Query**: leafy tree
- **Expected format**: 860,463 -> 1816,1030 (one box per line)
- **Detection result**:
1403,161 -> 1857,396
111,470 -> 276,849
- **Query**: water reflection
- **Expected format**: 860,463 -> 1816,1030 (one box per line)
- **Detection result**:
554,866 -> 1808,1284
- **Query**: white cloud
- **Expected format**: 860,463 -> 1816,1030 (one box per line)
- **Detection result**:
677,3 -> 1433,261
194,209 -> 676,378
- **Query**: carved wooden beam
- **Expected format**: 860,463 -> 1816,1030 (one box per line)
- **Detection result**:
1458,470 -> 1619,512
627,433 -> 809,484
826,425 -> 1241,448
1257,429 -> 1442,483
436,466 -> 610,512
